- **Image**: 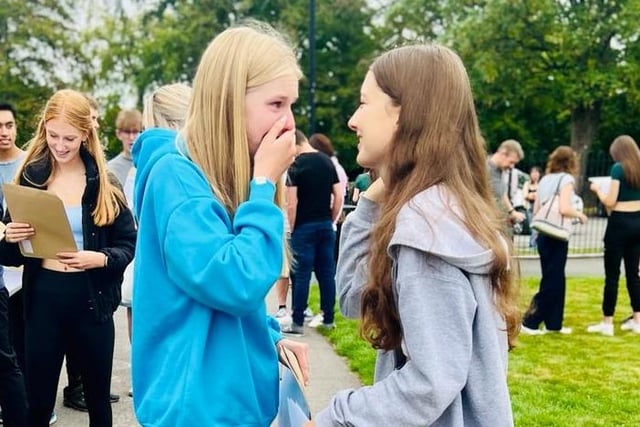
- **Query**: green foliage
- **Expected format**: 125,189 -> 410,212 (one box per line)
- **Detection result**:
310,277 -> 640,425
5,1 -> 640,175
88,0 -> 377,175
378,0 -> 640,158
0,0 -> 83,145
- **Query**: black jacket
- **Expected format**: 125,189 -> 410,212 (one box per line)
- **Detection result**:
0,147 -> 137,322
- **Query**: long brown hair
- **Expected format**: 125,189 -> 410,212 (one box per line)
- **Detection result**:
609,135 -> 640,188
360,45 -> 519,350
545,145 -> 577,175
17,89 -> 124,226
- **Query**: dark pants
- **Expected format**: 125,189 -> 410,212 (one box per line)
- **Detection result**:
523,234 -> 569,331
26,270 -> 114,427
8,289 -> 24,370
602,211 -> 640,316
290,221 -> 337,326
9,288 -> 83,404
0,286 -> 27,427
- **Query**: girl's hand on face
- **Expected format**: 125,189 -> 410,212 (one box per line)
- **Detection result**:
253,116 -> 296,184
3,222 -> 35,243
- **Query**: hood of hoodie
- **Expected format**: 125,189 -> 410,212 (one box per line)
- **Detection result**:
131,128 -> 183,214
389,185 -> 495,275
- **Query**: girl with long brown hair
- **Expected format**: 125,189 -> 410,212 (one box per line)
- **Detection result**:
311,44 -> 518,426
588,135 -> 640,335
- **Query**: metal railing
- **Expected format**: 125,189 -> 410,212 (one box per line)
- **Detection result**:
343,150 -> 612,257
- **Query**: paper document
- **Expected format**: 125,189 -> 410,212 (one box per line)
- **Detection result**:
278,346 -> 311,427
2,184 -> 77,259
588,176 -> 611,196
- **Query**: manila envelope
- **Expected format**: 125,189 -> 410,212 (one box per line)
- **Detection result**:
2,184 -> 77,259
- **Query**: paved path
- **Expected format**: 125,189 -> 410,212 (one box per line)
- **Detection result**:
50,286 -> 360,426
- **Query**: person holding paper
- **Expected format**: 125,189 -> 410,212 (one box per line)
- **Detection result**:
310,44 -> 518,426
587,135 -> 640,336
131,22 -> 308,427
0,89 -> 136,427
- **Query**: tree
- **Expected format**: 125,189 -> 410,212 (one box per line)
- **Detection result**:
95,0 -> 377,174
0,0 -> 88,145
377,0 -> 640,184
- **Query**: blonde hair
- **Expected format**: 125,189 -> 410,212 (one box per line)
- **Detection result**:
498,139 -> 524,161
142,83 -> 192,130
361,44 -> 519,350
183,21 -> 302,214
18,89 -> 125,226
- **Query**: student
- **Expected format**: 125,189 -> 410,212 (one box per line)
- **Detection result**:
0,102 -> 27,427
587,135 -> 640,335
283,130 -> 342,335
487,139 -> 526,225
310,44 -> 519,426
521,147 -> 587,336
131,22 -> 309,426
64,94 -> 121,412
0,89 -> 136,427
121,83 -> 192,398
108,109 -> 142,186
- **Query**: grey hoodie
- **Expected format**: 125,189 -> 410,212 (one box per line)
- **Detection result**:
314,186 -> 513,426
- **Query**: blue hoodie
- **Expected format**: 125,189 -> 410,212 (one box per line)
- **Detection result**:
131,129 -> 284,426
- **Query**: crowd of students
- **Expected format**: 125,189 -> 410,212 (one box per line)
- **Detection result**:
2,17 -> 638,427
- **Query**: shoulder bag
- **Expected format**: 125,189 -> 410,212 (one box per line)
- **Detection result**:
530,174 -> 571,241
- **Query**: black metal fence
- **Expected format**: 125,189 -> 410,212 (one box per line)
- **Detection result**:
344,150 -> 613,257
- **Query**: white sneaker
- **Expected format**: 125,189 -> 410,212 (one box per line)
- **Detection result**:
274,307 -> 288,318
521,325 -> 545,335
308,314 -> 325,328
587,322 -> 614,336
303,307 -> 314,320
620,317 -> 636,331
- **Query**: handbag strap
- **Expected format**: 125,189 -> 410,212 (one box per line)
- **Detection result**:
541,173 -> 566,220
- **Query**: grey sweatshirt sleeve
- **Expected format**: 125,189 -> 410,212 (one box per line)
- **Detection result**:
335,197 -> 379,319
315,248 -> 479,426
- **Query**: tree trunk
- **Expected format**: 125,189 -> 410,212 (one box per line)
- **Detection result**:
570,102 -> 601,193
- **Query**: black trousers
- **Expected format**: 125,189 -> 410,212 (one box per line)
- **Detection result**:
602,211 -> 640,316
10,289 -> 84,392
0,286 -> 27,427
25,270 -> 114,427
523,234 -> 569,331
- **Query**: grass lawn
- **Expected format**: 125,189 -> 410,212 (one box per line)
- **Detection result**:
308,276 -> 640,426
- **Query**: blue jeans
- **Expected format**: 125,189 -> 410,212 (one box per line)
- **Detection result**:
290,221 -> 336,326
